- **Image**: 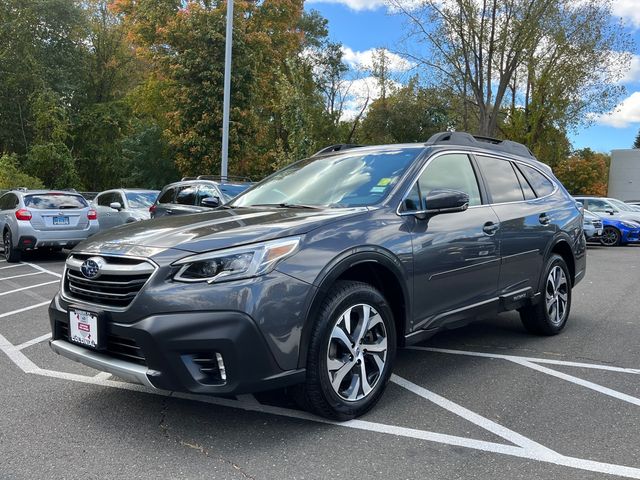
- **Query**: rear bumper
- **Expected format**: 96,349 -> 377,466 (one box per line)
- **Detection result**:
17,222 -> 98,250
49,299 -> 306,395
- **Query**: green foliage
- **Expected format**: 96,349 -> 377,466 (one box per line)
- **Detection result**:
0,153 -> 44,189
554,148 -> 610,196
633,130 -> 640,149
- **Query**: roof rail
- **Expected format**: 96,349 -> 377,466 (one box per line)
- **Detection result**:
196,175 -> 252,183
426,132 -> 535,159
180,177 -> 197,181
312,144 -> 365,157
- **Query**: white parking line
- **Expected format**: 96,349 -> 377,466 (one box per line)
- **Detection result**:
0,264 -> 26,270
391,374 -> 557,455
15,333 -> 52,351
409,347 -> 640,375
0,281 -> 59,297
21,262 -> 62,278
0,272 -> 44,281
0,301 -> 50,319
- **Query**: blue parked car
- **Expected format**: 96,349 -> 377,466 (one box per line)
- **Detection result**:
597,215 -> 640,247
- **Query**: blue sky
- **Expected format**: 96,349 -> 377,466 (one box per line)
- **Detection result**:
304,0 -> 640,153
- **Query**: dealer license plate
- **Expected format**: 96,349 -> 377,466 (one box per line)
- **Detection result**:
53,216 -> 69,225
69,309 -> 99,349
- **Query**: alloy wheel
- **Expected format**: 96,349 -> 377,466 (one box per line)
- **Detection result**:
600,227 -> 619,246
326,303 -> 388,402
3,232 -> 10,260
546,266 -> 568,326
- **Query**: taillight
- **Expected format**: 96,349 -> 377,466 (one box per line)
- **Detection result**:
87,209 -> 97,220
15,209 -> 32,221
149,204 -> 156,214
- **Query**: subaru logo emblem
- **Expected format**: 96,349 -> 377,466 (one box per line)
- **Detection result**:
80,257 -> 105,279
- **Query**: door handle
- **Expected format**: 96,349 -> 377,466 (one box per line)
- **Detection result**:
483,222 -> 499,235
539,213 -> 551,225
166,209 -> 174,215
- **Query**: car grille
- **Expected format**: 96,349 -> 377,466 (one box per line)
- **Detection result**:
63,253 -> 156,309
57,321 -> 147,366
592,220 -> 603,229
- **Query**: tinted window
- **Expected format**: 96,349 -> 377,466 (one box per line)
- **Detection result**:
97,193 -> 114,207
126,191 -> 158,208
0,193 -> 17,210
24,194 -> 87,209
176,186 -> 197,205
158,188 -> 175,204
417,154 -> 482,207
477,156 -> 524,203
513,164 -> 536,200
231,148 -> 422,208
519,164 -> 554,197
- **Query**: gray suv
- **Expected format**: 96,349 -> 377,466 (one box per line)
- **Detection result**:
49,133 -> 586,420
1,190 -> 98,262
93,189 -> 159,232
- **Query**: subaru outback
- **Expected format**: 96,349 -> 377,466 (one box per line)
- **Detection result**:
49,132 -> 586,420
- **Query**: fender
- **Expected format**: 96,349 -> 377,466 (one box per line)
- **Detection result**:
296,246 -> 412,369
537,231 -> 578,294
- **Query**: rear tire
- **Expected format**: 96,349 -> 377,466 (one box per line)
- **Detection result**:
296,281 -> 396,420
3,230 -> 21,263
519,254 -> 571,336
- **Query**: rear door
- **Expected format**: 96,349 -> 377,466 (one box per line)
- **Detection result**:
475,155 -> 556,298
153,187 -> 176,218
24,193 -> 89,232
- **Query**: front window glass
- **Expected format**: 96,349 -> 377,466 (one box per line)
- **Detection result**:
417,154 -> 482,207
176,186 -> 197,205
231,148 -> 423,208
126,191 -> 158,208
587,199 -> 615,213
24,194 -> 88,209
219,184 -> 250,202
608,198 -> 633,212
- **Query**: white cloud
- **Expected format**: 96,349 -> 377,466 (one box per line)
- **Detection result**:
595,91 -> 640,128
341,47 -> 414,73
620,54 -> 640,84
612,0 -> 640,28
339,76 -> 402,120
305,0 -> 386,11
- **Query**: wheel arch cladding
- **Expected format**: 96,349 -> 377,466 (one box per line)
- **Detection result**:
550,240 -> 575,285
297,251 -> 410,369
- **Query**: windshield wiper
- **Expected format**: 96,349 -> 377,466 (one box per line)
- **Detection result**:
250,203 -> 322,210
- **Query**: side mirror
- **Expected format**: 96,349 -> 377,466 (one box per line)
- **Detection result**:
423,189 -> 469,216
109,202 -> 122,211
605,209 -> 615,215
201,196 -> 220,208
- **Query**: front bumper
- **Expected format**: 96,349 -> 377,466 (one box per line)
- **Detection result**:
49,300 -> 306,395
621,228 -> 640,244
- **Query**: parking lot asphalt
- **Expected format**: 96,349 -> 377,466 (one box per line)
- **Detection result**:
1,246 -> 639,480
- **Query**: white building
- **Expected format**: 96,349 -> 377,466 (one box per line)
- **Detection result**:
608,149 -> 640,201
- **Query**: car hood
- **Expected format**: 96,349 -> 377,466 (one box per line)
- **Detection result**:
76,207 -> 367,255
606,212 -> 640,224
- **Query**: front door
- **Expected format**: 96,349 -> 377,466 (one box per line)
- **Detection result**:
407,153 -> 501,330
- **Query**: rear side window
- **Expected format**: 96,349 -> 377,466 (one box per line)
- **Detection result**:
24,194 -> 87,209
176,185 -> 197,205
476,156 -> 524,203
518,164 -> 555,197
158,188 -> 176,204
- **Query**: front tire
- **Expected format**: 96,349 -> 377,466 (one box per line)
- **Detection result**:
297,281 -> 396,420
3,230 -> 21,263
519,254 -> 571,335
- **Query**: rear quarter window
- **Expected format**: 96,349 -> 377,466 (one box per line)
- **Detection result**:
158,188 -> 176,204
518,164 -> 555,197
24,194 -> 88,209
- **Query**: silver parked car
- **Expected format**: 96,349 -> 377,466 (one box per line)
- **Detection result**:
92,189 -> 159,232
582,209 -> 603,240
0,190 -> 99,262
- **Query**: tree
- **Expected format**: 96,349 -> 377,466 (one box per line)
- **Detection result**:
554,148 -> 610,196
0,154 -> 44,190
392,0 -> 631,138
633,130 -> 640,149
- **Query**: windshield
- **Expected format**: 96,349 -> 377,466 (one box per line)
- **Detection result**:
231,148 -> 423,208
219,184 -> 250,202
24,194 -> 87,210
608,198 -> 634,212
126,191 -> 159,208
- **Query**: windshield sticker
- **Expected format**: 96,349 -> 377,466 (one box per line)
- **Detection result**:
370,186 -> 386,193
377,178 -> 392,186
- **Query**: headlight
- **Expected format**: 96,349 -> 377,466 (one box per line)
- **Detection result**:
172,236 -> 301,283
621,221 -> 640,229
